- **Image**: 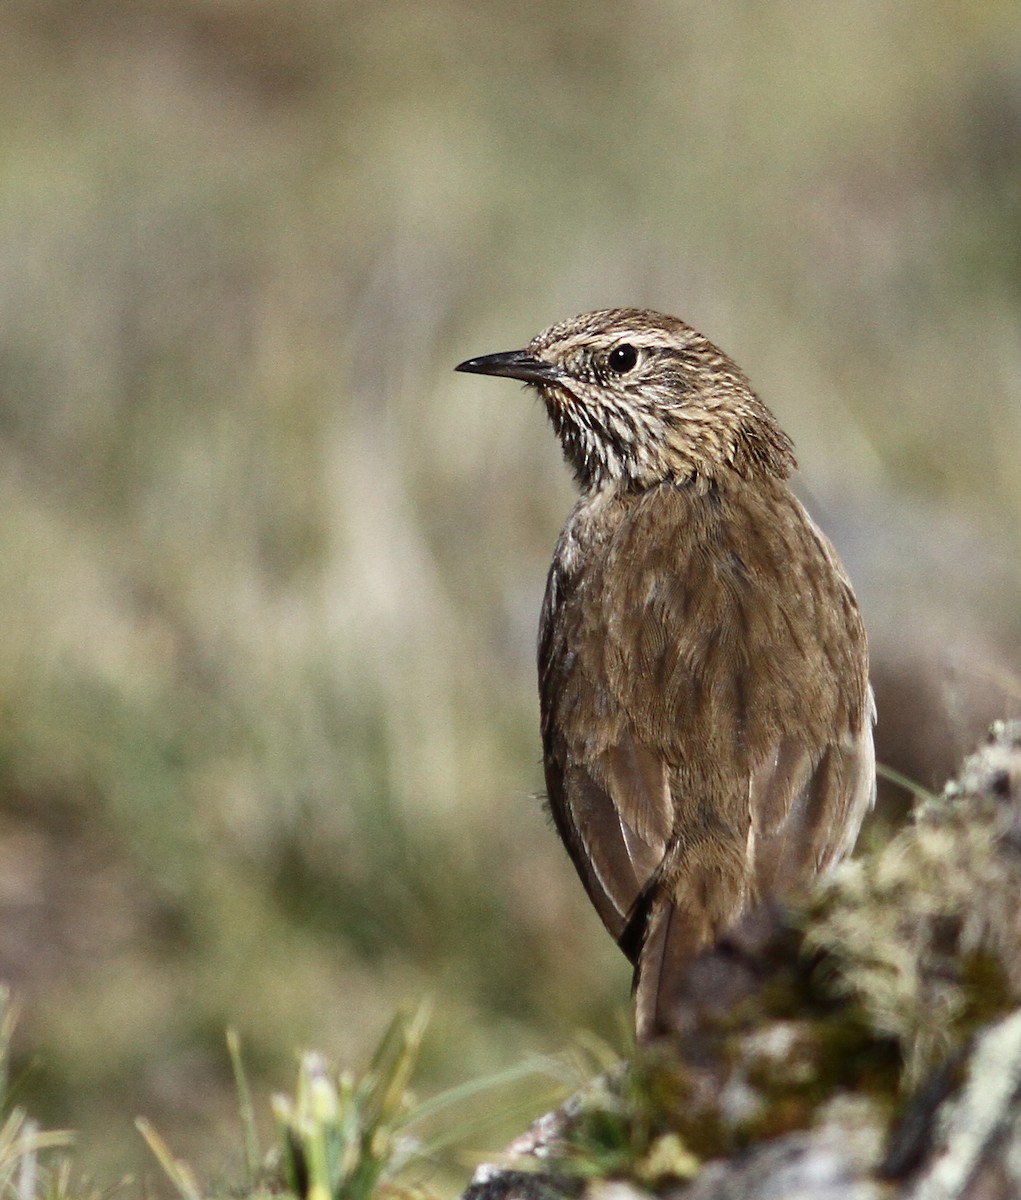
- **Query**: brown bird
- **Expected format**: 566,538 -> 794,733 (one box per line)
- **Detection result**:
456,309 -> 875,1043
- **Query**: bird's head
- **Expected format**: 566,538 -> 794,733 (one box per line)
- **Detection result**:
456,308 -> 796,494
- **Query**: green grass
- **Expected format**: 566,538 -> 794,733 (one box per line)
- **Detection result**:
136,1006 -> 578,1200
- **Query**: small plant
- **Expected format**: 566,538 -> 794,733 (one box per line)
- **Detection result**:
272,1004 -> 433,1200
140,1002 -> 568,1200
538,1049 -> 699,1190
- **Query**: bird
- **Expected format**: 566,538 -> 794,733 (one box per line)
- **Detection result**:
455,308 -> 875,1043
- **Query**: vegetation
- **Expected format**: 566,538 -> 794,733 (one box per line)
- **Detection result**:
0,0 -> 1018,1194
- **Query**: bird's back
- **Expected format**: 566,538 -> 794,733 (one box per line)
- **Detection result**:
539,472 -> 874,1039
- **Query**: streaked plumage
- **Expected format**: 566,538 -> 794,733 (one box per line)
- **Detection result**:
456,308 -> 875,1041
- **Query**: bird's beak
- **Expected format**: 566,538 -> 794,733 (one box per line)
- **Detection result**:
455,349 -> 561,385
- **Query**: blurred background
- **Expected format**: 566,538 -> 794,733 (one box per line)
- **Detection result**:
0,0 -> 1019,1187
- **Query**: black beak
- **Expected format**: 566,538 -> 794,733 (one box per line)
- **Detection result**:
454,349 -> 561,385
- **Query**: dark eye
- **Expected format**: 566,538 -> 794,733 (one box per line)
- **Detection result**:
607,344 -> 638,374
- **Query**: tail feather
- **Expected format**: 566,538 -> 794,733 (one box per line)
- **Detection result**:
633,899 -> 787,1043
633,900 -> 714,1042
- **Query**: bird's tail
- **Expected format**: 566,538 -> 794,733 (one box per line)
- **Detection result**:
631,898 -> 788,1044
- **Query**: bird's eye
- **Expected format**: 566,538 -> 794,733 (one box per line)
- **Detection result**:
607,344 -> 638,374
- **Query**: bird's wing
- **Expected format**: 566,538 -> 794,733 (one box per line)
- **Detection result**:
747,695 -> 876,899
539,728 -> 672,950
739,495 -> 876,900
539,504 -> 675,951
